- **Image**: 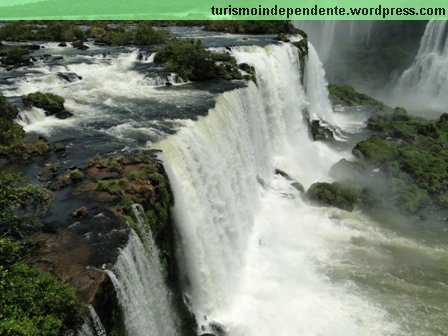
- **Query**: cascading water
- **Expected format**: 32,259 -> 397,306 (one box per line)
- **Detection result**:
156,43 -> 399,335
392,20 -> 448,113
302,43 -> 334,122
295,21 -> 375,62
77,305 -> 107,336
105,204 -> 178,336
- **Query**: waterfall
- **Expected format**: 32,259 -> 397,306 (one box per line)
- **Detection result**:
303,44 -> 334,122
155,43 -> 397,335
105,204 -> 178,336
295,21 -> 375,62
77,305 -> 107,336
393,20 -> 448,113
17,107 -> 47,126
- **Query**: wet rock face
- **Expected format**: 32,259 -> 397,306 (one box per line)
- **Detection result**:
71,40 -> 89,50
27,228 -> 122,334
57,72 -> 83,82
310,120 -> 335,142
22,91 -> 68,117
38,163 -> 61,181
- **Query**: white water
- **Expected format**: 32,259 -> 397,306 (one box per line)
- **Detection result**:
392,20 -> 448,114
4,50 -> 193,136
77,305 -> 107,336
303,44 -> 334,123
105,204 -> 178,336
156,43 -> 399,335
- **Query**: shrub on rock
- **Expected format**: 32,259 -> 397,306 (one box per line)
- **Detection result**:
22,92 -> 65,115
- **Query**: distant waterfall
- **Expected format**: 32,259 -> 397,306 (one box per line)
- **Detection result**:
393,20 -> 448,113
295,21 -> 375,61
105,204 -> 178,336
156,43 -> 396,336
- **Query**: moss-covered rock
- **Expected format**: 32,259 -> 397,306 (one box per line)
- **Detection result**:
350,104 -> 448,211
353,136 -> 399,162
307,182 -> 357,211
330,158 -> 366,180
22,92 -> 65,115
328,84 -> 385,107
0,45 -> 32,67
276,33 -> 290,42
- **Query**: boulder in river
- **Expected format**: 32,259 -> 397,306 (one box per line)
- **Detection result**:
22,91 -> 65,114
38,163 -> 61,181
307,182 -> 357,211
57,72 -> 82,82
54,110 -> 74,119
310,120 -> 335,142
71,40 -> 89,50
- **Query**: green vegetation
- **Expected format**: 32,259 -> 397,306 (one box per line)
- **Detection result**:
0,171 -> 83,334
0,46 -> 30,67
353,136 -> 399,162
328,84 -> 385,107
204,21 -> 301,35
90,154 -> 174,275
0,172 -> 53,238
0,238 -> 82,336
154,39 -> 241,81
0,94 -> 24,147
276,33 -> 290,42
22,92 -> 65,115
97,178 -> 127,195
360,111 -> 448,197
69,169 -> 84,182
0,22 -> 84,42
292,39 -> 308,57
0,21 -> 170,46
0,94 -> 50,162
292,38 -> 308,73
326,99 -> 448,212
87,22 -> 169,46
307,182 -> 357,211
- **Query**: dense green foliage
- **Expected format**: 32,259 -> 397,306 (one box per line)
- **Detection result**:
0,172 -> 53,238
154,39 -> 241,81
0,22 -> 85,42
0,46 -> 30,67
22,92 -> 65,114
0,21 -> 169,46
0,93 -> 50,161
0,94 -> 24,147
87,22 -> 169,46
204,21 -> 301,35
328,84 -> 385,107
0,238 -> 83,336
0,170 -> 83,334
361,111 -> 448,198
328,105 -> 448,212
307,182 -> 357,211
